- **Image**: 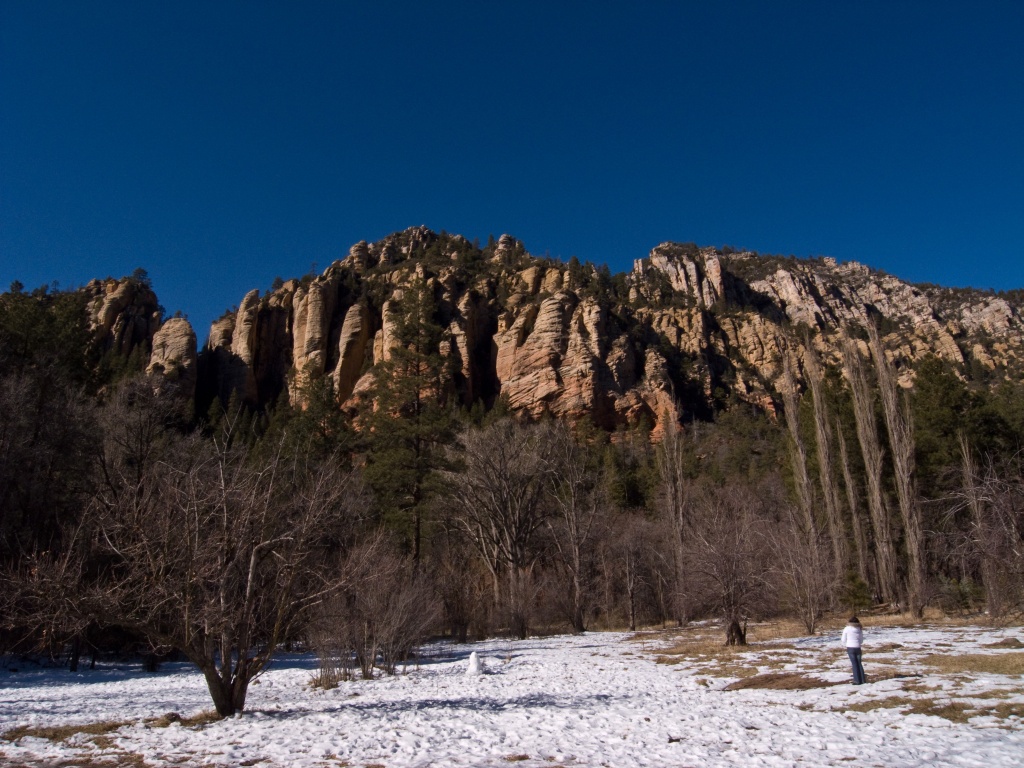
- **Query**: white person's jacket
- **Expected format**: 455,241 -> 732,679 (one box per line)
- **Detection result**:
841,623 -> 863,648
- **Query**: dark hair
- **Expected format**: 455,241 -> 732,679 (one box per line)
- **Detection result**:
849,616 -> 861,624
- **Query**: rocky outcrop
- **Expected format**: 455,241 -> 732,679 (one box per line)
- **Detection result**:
146,317 -> 197,398
332,302 -> 371,401
85,278 -> 161,359
185,227 -> 1022,433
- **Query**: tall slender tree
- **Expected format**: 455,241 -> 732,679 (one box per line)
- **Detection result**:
868,323 -> 927,615
364,281 -> 456,563
843,333 -> 900,605
804,343 -> 848,580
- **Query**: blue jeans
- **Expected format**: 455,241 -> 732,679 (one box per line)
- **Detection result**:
847,647 -> 866,684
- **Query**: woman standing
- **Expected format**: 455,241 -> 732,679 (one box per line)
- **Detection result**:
841,616 -> 866,684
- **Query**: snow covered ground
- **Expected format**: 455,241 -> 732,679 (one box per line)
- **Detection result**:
2,621 -> 1023,767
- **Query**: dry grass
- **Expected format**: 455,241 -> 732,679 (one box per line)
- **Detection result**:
991,702 -> 1024,720
984,637 -> 1024,649
1,710 -> 223,744
972,688 -> 1024,700
1,719 -> 134,743
724,673 -> 840,691
842,696 -> 973,722
147,710 -> 222,729
871,643 -> 905,653
503,755 -> 531,762
16,756 -> 151,768
901,681 -> 940,694
921,652 -> 1024,676
904,700 -> 977,723
841,695 -> 1024,724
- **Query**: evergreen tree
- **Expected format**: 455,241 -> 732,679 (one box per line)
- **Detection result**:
363,280 -> 457,563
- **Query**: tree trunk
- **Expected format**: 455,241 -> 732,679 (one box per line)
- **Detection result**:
202,666 -> 248,717
781,360 -> 817,538
837,418 -> 871,586
658,418 -> 689,624
725,617 -> 747,646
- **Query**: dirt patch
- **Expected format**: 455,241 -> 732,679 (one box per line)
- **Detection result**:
725,672 -> 841,691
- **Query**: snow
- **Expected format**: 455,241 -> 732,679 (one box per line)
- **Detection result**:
2,623 -> 1023,767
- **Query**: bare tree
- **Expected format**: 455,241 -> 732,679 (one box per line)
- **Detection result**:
778,357 -> 834,627
771,502 -> 834,634
432,533 -> 492,642
310,538 -> 439,683
682,482 -> 779,645
444,418 -> 555,638
615,517 -> 653,632
842,334 -> 900,605
16,401 -> 373,716
546,423 -> 602,632
837,417 -> 871,586
781,360 -> 817,539
804,343 -> 848,579
657,416 -> 690,624
956,439 -> 1024,619
867,323 -> 927,615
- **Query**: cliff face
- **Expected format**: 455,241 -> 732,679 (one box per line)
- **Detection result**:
146,317 -> 198,399
84,278 -> 162,360
187,227 -> 1024,433
81,277 -> 199,399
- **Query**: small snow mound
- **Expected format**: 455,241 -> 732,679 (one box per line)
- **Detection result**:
466,651 -> 484,676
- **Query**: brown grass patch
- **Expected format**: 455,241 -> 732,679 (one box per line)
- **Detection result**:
503,756 -> 531,763
972,688 -> 1024,700
841,695 -> 1024,723
901,681 -> 940,694
841,696 -> 971,721
991,702 -> 1024,720
859,666 -> 920,683
725,672 -> 840,691
1,719 -> 133,743
146,710 -> 221,729
1,710 -> 222,745
743,619 -> 811,643
906,700 -> 976,723
25,756 -> 150,768
872,643 -> 905,653
984,637 -> 1024,649
922,652 -> 1024,676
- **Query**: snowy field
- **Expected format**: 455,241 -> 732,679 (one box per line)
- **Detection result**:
2,622 -> 1023,767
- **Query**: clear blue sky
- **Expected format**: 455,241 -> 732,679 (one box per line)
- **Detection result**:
2,1 -> 1022,341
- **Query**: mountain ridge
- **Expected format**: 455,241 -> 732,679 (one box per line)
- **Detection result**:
83,226 -> 1024,433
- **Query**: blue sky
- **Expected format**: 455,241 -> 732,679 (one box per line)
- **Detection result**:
2,2 -> 1022,341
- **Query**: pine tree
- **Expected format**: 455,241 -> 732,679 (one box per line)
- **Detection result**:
363,280 -> 457,563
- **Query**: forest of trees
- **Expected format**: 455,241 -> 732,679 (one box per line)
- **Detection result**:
2,279 -> 1024,716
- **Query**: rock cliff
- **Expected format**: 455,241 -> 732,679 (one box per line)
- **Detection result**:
146,316 -> 198,398
84,277 -> 162,360
188,227 -> 1023,433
